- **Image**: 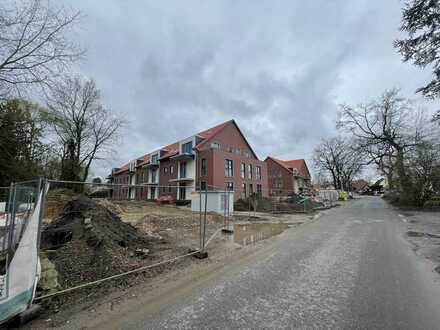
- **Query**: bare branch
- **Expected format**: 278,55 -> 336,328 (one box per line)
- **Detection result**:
0,0 -> 84,99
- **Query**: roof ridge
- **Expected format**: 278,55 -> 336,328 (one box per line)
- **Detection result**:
114,119 -> 234,171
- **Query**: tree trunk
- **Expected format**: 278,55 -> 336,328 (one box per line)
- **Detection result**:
395,147 -> 412,202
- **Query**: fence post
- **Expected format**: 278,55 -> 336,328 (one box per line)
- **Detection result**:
2,183 -> 13,253
226,189 -> 230,228
36,178 -> 47,251
199,183 -> 202,251
223,189 -> 227,229
201,186 -> 208,252
7,182 -> 17,253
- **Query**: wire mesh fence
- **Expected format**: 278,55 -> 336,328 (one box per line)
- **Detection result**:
0,177 -> 340,308
230,186 -> 334,220
35,180 -> 232,303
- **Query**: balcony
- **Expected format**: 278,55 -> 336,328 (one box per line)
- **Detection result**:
169,177 -> 194,182
170,152 -> 194,161
145,161 -> 159,168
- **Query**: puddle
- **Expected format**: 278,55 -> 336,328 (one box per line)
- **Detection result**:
233,222 -> 289,246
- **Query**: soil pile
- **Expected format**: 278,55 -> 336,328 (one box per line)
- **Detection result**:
41,195 -> 164,289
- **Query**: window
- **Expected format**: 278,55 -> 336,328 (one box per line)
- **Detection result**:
180,162 -> 187,178
257,184 -> 262,196
240,163 -> 246,179
170,165 -> 174,174
249,183 -> 253,195
201,158 -> 206,176
162,186 -> 166,192
150,186 -> 156,199
248,164 -> 253,179
241,182 -> 247,199
225,159 -> 233,177
211,142 -> 220,149
256,166 -> 262,180
182,141 -> 193,154
225,182 -> 234,192
164,166 -> 168,174
200,181 -> 207,191
168,185 -> 172,193
151,169 -> 156,183
151,154 -> 158,164
179,186 -> 186,200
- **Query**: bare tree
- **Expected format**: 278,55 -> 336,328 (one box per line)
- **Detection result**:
337,89 -> 429,197
46,76 -> 124,182
313,136 -> 363,191
0,0 -> 83,99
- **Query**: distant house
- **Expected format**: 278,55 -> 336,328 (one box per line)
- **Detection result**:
109,120 -> 268,202
352,179 -> 369,193
264,157 -> 311,196
369,178 -> 385,194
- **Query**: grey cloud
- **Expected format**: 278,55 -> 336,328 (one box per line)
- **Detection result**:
64,0 -> 434,178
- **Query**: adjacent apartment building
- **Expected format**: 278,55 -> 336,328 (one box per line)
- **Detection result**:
110,120 -> 268,201
265,156 -> 311,196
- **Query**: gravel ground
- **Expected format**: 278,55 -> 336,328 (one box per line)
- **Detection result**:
22,207 -> 315,329
82,196 -> 440,330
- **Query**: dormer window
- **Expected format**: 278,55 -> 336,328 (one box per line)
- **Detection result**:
182,141 -> 193,154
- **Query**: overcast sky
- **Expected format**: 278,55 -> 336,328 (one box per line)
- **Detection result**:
65,0 -> 436,178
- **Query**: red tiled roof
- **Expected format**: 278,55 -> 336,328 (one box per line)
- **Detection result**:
352,179 -> 369,191
266,156 -> 310,178
283,159 -> 305,173
196,120 -> 231,140
195,119 -> 258,159
159,142 -> 180,159
135,153 -> 150,167
114,163 -> 129,174
112,120 -> 233,174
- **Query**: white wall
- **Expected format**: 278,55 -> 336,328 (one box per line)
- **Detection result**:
191,191 -> 234,215
316,189 -> 339,202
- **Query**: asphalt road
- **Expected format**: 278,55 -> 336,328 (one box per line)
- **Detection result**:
118,197 -> 440,329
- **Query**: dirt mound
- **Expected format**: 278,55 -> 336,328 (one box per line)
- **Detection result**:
41,195 -> 164,289
96,198 -> 124,215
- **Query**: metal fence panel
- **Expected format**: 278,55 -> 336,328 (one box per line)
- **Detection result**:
0,179 -> 45,323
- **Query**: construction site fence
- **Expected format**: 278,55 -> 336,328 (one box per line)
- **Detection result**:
1,179 -> 45,323
0,178 -> 341,306
33,179 -> 233,303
